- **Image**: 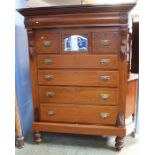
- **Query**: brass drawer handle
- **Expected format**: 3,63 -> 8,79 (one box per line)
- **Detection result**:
46,91 -> 55,97
44,75 -> 53,81
43,59 -> 53,65
101,39 -> 111,46
100,76 -> 110,81
47,110 -> 55,116
100,94 -> 110,100
100,59 -> 111,65
43,40 -> 52,47
100,112 -> 110,118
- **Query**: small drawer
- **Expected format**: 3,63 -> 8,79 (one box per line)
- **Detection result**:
34,29 -> 60,54
37,55 -> 119,69
40,104 -> 118,125
92,31 -> 121,54
38,70 -> 119,87
39,86 -> 118,105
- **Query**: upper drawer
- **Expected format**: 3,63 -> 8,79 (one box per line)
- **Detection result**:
92,31 -> 121,54
34,29 -> 60,54
37,55 -> 119,69
38,70 -> 119,87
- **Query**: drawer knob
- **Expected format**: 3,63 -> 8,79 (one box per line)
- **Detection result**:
101,39 -> 111,46
100,76 -> 110,81
47,110 -> 55,116
43,40 -> 52,47
46,91 -> 55,97
100,112 -> 110,118
44,75 -> 53,81
44,59 -> 53,65
100,59 -> 111,65
100,94 -> 110,100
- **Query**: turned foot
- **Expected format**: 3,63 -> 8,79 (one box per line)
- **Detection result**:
34,131 -> 42,144
16,136 -> 24,148
115,136 -> 124,151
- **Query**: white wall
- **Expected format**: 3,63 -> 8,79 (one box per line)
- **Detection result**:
27,0 -> 137,7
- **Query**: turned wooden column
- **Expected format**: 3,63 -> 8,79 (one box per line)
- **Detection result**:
15,93 -> 24,148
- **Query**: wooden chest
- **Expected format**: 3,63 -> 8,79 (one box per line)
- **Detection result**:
18,3 -> 137,151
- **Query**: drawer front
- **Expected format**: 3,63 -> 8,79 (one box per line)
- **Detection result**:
40,104 -> 77,123
40,104 -> 118,125
37,55 -> 119,69
76,105 -> 118,124
34,29 -> 60,53
92,32 -> 121,54
38,70 -> 119,87
39,86 -> 118,105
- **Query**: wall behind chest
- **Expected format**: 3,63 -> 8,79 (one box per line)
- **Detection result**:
16,0 -> 33,135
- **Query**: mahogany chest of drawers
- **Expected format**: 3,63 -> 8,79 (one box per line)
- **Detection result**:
18,3 -> 137,151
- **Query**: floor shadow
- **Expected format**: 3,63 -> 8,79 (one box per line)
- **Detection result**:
24,131 -> 116,151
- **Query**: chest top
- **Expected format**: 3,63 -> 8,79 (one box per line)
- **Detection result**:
17,3 -> 135,29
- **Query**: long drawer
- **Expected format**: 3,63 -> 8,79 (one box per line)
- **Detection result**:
38,70 -> 119,87
40,104 -> 118,125
39,86 -> 118,105
37,55 -> 119,69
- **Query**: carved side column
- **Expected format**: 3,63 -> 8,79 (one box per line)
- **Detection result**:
27,27 -> 40,122
27,27 -> 42,143
115,112 -> 125,151
27,28 -> 35,60
120,26 -> 130,80
120,26 -> 128,62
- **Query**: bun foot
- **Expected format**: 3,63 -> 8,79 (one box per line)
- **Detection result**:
115,136 -> 124,151
34,131 -> 42,144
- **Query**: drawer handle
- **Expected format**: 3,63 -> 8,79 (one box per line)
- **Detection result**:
43,40 -> 52,47
100,94 -> 110,100
44,75 -> 53,81
101,39 -> 111,46
47,110 -> 55,116
100,59 -> 111,65
100,76 -> 110,81
100,112 -> 110,118
46,91 -> 55,97
44,59 -> 53,65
